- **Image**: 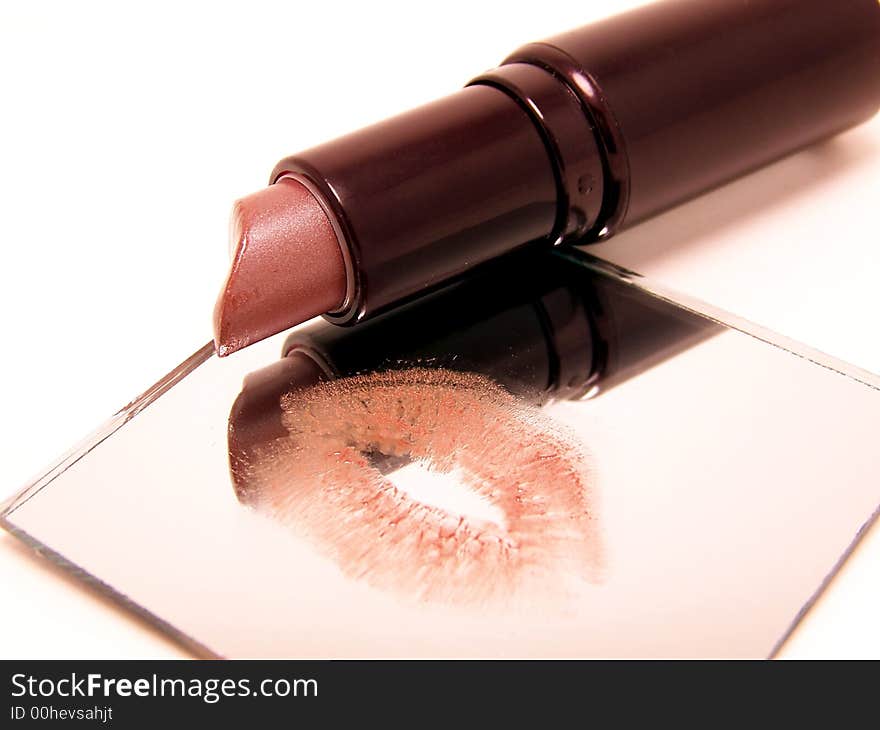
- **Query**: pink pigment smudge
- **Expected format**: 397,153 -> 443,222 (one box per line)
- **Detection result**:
237,368 -> 601,605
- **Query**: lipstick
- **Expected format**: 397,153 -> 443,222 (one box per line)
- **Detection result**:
214,0 -> 880,356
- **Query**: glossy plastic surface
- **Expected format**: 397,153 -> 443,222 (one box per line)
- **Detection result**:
510,0 -> 880,227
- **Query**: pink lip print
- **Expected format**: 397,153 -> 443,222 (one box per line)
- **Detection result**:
239,368 -> 601,605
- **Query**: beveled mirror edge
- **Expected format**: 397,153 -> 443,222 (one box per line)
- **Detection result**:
769,501 -> 880,658
1,342 -> 215,519
567,249 -> 880,393
0,519 -> 220,658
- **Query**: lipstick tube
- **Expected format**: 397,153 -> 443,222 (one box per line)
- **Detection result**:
217,0 -> 880,352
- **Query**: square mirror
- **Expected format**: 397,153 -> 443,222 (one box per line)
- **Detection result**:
4,249 -> 879,658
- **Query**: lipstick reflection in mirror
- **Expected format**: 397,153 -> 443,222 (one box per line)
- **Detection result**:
235,368 -> 602,606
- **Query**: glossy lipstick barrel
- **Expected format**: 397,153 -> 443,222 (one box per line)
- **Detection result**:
267,0 -> 880,327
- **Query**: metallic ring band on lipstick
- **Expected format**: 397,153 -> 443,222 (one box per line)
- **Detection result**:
214,0 -> 880,356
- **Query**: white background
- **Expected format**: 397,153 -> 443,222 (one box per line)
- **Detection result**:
1,0 -> 878,658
